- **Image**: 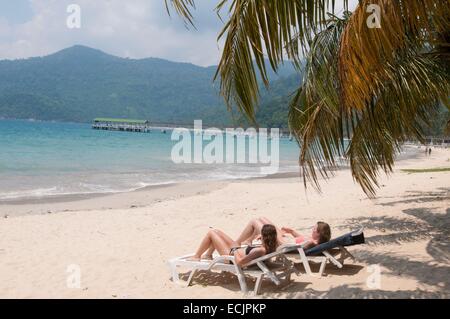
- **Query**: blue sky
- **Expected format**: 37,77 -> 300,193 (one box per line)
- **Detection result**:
0,0 -> 358,66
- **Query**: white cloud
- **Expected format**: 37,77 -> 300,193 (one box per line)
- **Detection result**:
0,0 -> 360,66
0,0 -> 224,65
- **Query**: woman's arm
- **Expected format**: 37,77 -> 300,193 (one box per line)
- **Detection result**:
233,248 -> 265,267
281,226 -> 301,238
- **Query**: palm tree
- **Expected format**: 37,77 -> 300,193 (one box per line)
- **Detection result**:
166,0 -> 450,196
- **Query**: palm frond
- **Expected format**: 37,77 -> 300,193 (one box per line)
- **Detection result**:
164,0 -> 196,27
348,50 -> 449,196
339,0 -> 450,111
165,0 -> 450,196
291,13 -> 450,196
289,15 -> 349,192
214,0 -> 349,121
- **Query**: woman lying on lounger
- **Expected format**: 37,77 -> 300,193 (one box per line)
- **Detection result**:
234,217 -> 331,250
188,224 -> 278,266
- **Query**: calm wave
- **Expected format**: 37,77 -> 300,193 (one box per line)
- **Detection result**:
0,119 -> 300,201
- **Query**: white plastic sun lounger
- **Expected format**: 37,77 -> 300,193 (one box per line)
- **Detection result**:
282,228 -> 365,277
168,249 -> 298,295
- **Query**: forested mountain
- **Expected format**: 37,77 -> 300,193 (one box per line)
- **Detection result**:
0,45 -> 296,127
1,45 -> 447,134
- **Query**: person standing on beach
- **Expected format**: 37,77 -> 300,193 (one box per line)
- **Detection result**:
429,147 -> 432,156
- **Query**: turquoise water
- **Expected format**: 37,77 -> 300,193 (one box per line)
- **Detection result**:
0,119 -> 300,200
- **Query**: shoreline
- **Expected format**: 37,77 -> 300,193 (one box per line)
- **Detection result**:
0,180 -> 228,217
0,173 -> 303,218
0,145 -> 427,217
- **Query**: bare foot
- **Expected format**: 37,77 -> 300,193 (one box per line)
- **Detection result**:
201,255 -> 213,260
186,256 -> 201,261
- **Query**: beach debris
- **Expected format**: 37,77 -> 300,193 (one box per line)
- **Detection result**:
112,294 -> 117,298
130,205 -> 138,208
47,210 -> 52,214
4,214 -> 8,219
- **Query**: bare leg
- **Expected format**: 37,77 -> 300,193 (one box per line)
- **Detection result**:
213,229 -> 235,247
204,229 -> 235,258
235,218 -> 265,245
203,245 -> 215,260
190,229 -> 234,260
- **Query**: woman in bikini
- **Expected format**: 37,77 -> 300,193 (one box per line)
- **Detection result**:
188,224 -> 278,266
234,217 -> 331,250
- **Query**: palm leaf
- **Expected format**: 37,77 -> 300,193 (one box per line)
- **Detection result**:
167,0 -> 350,120
291,13 -> 450,196
348,50 -> 449,195
164,0 -> 196,27
339,0 -> 450,111
165,0 -> 450,195
289,14 -> 349,191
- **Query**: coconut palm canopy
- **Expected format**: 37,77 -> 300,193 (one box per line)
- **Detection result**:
166,0 -> 450,196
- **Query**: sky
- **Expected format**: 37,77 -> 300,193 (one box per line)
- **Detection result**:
0,0 -> 359,66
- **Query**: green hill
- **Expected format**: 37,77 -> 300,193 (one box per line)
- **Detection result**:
1,45 -> 447,134
0,45 -> 297,127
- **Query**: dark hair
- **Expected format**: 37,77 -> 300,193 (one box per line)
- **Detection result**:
317,222 -> 331,244
261,224 -> 277,254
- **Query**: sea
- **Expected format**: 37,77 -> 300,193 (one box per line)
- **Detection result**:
0,119 -> 301,201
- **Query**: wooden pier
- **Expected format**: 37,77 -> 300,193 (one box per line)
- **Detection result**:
91,118 -> 294,138
92,118 -> 154,133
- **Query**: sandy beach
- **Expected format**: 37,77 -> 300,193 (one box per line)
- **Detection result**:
0,145 -> 449,299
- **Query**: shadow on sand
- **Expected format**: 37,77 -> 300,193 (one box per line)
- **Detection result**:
174,194 -> 449,298
331,205 -> 449,298
177,269 -> 312,295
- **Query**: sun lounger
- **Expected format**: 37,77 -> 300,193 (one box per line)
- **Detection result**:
283,228 -> 365,277
168,249 -> 298,295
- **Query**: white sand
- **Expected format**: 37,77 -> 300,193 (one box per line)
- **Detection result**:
0,146 -> 449,298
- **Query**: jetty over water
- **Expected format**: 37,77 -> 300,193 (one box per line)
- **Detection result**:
92,118 -> 154,133
92,118 -> 202,133
91,118 -> 293,137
